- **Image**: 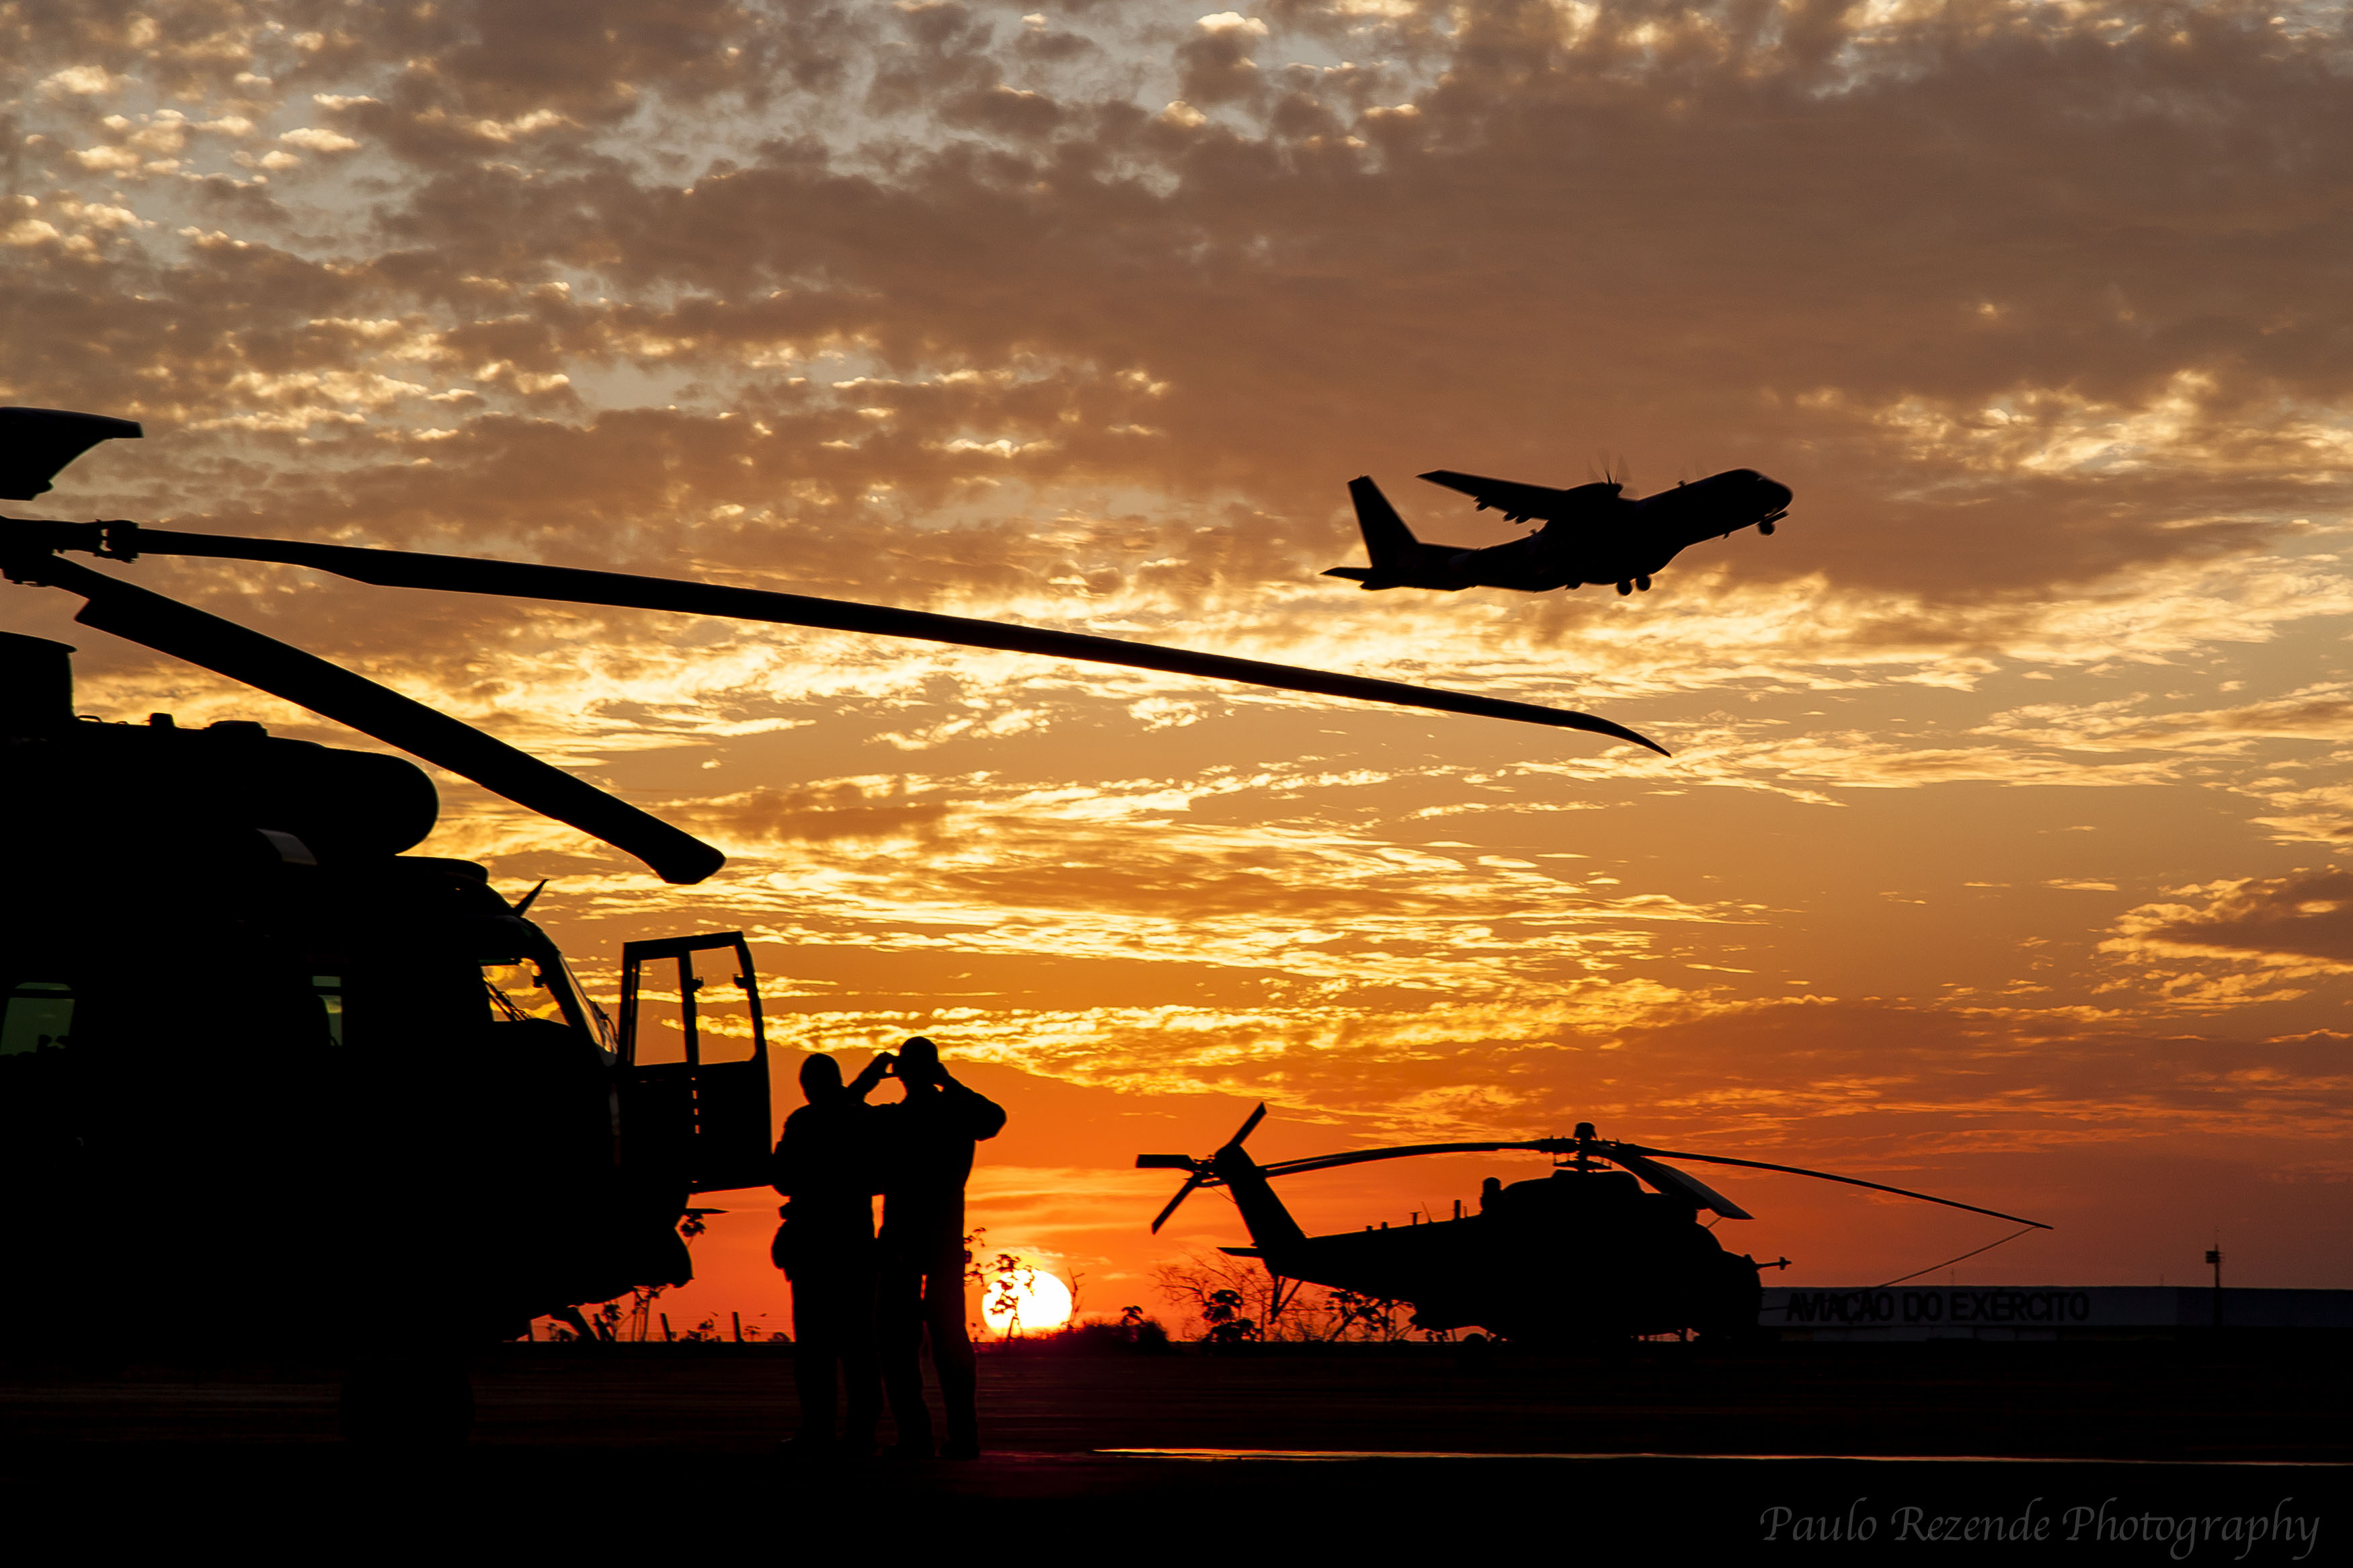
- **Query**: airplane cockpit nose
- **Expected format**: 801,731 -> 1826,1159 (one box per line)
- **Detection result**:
1757,474 -> 1793,509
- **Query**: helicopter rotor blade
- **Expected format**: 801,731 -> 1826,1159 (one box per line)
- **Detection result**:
1251,1139 -> 1560,1180
9,553 -> 725,885
1603,1149 -> 1753,1220
1607,1142 -> 2051,1230
68,526 -> 1669,755
1224,1102 -> 1269,1150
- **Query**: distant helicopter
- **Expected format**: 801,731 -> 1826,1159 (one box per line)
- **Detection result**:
1140,1107 -> 2048,1342
0,406 -> 1667,1440
1324,467 -> 1791,597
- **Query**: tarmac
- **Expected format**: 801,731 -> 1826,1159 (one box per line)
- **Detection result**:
3,1339 -> 2342,1557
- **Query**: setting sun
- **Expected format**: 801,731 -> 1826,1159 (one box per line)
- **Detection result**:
979,1264 -> 1074,1338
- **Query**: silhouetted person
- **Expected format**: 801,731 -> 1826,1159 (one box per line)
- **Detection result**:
772,1051 -> 888,1456
1480,1175 -> 1503,1212
862,1036 -> 1004,1459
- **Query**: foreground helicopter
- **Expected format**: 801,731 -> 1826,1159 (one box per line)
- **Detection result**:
1140,1107 -> 2048,1342
1325,467 -> 1791,596
0,407 -> 1663,1438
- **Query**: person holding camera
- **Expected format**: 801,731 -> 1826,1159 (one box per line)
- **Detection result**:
771,1050 -> 890,1456
862,1036 -> 1004,1459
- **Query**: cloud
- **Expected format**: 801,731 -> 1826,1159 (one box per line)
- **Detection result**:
8,0 -> 2347,606
2112,870 -> 2353,968
689,778 -> 953,844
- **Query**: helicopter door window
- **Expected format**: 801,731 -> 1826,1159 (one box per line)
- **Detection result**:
1,982 -> 74,1056
620,948 -> 756,1068
311,975 -> 344,1047
682,948 -> 756,1066
481,960 -> 567,1026
627,964 -> 691,1067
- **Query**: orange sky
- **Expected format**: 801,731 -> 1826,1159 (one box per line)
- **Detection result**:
7,0 -> 2352,1331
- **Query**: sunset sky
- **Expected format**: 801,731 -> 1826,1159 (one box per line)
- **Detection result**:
7,0 -> 2352,1331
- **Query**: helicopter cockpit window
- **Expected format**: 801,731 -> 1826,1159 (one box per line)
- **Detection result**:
1,982 -> 74,1057
481,960 -> 567,1026
560,958 -> 618,1055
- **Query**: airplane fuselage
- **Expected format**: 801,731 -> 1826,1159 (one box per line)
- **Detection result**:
1326,468 -> 1792,595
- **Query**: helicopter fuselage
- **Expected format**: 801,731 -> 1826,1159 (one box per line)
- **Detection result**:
0,636 -> 760,1356
1227,1163 -> 1764,1341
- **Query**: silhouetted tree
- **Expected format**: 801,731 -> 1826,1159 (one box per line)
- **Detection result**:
980,1251 -> 1037,1338
1153,1250 -> 1298,1340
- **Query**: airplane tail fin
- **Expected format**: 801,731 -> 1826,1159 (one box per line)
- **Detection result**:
1347,476 -> 1419,565
1322,477 -> 1421,589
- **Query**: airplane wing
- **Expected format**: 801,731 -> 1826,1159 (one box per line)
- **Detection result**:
1418,470 -> 1620,524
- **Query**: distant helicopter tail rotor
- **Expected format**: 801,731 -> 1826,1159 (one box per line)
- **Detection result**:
1138,1102 -> 1269,1234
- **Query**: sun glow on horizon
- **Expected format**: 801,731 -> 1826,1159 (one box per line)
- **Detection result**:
979,1260 -> 1074,1337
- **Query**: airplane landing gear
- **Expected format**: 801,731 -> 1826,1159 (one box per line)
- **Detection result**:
1635,575 -> 1652,592
1759,520 -> 1777,535
1617,580 -> 1632,595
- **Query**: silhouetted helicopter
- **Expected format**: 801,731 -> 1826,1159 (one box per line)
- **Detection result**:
1140,1107 -> 2048,1342
1325,467 -> 1791,597
0,407 -> 1668,1439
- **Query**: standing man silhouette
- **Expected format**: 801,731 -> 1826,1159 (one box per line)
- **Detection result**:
866,1035 -> 1004,1458
772,1051 -> 887,1456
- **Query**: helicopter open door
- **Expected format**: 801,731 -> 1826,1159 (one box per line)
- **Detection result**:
616,932 -> 772,1194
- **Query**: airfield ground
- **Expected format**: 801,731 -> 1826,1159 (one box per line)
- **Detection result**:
3,1340 -> 2343,1555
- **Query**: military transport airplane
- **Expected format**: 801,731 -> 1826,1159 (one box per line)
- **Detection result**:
1324,468 -> 1792,596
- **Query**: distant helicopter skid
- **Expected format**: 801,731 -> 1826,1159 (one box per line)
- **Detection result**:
1325,468 -> 1791,597
1140,1107 -> 2047,1343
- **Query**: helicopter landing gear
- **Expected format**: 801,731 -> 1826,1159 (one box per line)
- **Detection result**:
339,1352 -> 475,1446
